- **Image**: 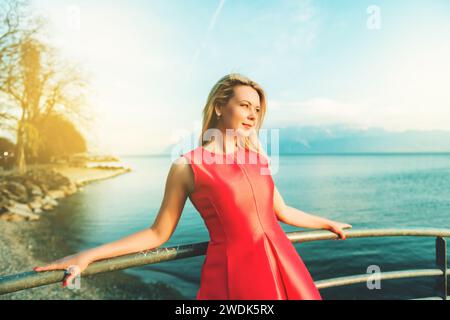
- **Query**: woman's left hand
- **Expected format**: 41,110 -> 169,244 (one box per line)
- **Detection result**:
326,221 -> 352,240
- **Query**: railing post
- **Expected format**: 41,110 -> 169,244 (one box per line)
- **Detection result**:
435,236 -> 447,300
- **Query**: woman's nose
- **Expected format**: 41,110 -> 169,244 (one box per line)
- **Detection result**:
248,108 -> 257,119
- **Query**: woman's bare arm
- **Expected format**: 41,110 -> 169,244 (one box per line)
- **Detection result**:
85,156 -> 193,260
35,155 -> 194,285
273,186 -> 352,239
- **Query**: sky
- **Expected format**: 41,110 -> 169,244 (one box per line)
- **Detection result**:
26,0 -> 450,155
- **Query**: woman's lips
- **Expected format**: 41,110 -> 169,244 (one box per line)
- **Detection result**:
242,123 -> 253,129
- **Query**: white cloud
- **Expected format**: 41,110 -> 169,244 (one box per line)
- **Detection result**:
265,96 -> 450,132
186,0 -> 226,82
251,0 -> 320,73
264,19 -> 450,133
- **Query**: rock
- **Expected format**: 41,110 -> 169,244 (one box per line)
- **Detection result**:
24,168 -> 71,191
41,195 -> 58,211
47,189 -> 66,199
0,212 -> 25,222
28,196 -> 43,210
0,194 -> 10,208
4,201 -> 40,221
33,207 -> 43,214
2,181 -> 29,203
61,183 -> 78,196
0,168 -> 82,222
5,181 -> 28,198
42,204 -> 53,211
1,188 -> 25,203
24,181 -> 44,197
39,183 -> 49,195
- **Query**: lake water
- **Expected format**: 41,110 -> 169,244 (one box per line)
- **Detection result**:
49,153 -> 450,300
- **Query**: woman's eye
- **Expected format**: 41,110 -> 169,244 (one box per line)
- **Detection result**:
240,104 -> 259,112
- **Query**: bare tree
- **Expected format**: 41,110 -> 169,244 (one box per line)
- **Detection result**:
0,0 -> 91,173
0,0 -> 24,128
0,0 -> 40,137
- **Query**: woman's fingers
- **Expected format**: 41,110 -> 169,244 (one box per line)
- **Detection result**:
332,227 -> 346,240
34,261 -> 65,272
338,222 -> 352,229
34,264 -> 58,271
329,221 -> 352,240
34,262 -> 84,288
338,227 -> 347,239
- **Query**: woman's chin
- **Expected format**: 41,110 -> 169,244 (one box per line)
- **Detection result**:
238,126 -> 257,136
236,129 -> 251,137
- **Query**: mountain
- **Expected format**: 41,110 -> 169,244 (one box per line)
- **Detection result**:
162,124 -> 450,155
267,124 -> 450,154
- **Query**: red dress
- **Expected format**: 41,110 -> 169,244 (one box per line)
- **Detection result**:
181,146 -> 322,300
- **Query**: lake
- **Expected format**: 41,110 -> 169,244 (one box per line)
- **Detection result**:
48,153 -> 450,300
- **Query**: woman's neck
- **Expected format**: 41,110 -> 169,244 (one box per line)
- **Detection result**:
205,130 -> 239,154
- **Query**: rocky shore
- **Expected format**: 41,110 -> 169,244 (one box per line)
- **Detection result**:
1,168 -> 77,222
0,164 -> 187,300
0,164 -> 134,222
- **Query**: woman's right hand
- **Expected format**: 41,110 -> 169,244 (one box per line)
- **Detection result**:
33,252 -> 93,288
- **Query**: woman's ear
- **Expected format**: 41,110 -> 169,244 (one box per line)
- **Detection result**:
214,104 -> 222,117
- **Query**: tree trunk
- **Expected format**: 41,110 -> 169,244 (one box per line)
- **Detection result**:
15,119 -> 27,175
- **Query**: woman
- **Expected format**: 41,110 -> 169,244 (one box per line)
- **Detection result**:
34,73 -> 352,300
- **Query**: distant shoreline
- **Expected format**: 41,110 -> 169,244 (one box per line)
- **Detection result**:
119,151 -> 450,157
52,164 -> 132,186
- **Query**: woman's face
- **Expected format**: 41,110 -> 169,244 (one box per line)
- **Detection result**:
216,85 -> 261,137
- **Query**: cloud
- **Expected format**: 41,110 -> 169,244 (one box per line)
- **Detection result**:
207,0 -> 226,33
251,0 -> 320,71
265,97 -> 450,132
186,0 -> 226,81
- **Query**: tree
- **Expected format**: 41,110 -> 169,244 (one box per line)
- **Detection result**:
0,136 -> 14,153
0,0 -> 90,173
0,0 -> 30,131
31,113 -> 87,163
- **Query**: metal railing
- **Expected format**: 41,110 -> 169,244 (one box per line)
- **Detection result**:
0,227 -> 448,299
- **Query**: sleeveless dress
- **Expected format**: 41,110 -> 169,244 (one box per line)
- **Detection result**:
181,146 -> 322,300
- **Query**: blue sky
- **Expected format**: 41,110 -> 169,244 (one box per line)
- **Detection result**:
27,0 -> 450,154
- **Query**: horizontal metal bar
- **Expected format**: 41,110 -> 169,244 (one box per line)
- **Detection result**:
287,227 -> 450,244
1,227 -> 449,295
315,268 -> 446,289
0,242 -> 208,295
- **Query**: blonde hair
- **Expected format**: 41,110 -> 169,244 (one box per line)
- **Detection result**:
199,73 -> 268,155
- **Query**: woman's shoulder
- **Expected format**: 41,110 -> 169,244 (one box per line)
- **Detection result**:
170,151 -> 196,193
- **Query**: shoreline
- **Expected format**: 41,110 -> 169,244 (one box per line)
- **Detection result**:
51,164 -> 133,186
0,164 -> 187,299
